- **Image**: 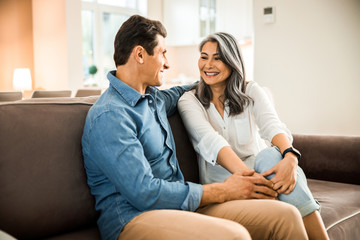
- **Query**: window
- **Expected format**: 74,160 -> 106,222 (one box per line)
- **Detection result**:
81,0 -> 147,87
199,0 -> 216,38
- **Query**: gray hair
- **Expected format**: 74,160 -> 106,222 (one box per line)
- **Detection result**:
195,32 -> 253,116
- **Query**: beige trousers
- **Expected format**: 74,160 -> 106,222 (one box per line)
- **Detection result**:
118,200 -> 308,240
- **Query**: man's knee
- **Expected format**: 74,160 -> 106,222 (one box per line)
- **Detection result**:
119,210 -> 251,240
278,201 -> 303,221
272,202 -> 308,239
217,219 -> 251,240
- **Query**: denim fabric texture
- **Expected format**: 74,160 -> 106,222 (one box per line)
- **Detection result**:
254,147 -> 320,217
82,71 -> 202,240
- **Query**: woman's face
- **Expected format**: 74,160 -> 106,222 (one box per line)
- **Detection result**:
198,41 -> 232,89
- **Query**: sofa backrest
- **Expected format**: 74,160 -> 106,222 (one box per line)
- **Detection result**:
0,97 -> 199,239
294,134 -> 360,185
0,97 -> 99,239
169,112 -> 200,183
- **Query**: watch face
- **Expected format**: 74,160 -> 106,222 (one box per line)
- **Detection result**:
292,148 -> 300,155
291,147 -> 301,160
283,147 -> 301,161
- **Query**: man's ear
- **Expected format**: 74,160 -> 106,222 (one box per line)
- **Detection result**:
133,46 -> 144,64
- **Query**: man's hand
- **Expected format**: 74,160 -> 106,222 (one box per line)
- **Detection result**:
223,169 -> 278,200
261,153 -> 298,194
200,169 -> 278,207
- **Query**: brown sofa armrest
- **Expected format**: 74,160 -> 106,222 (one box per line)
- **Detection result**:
293,134 -> 360,185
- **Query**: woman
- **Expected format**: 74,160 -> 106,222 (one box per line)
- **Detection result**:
178,32 -> 329,240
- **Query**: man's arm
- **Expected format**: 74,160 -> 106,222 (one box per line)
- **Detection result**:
200,170 -> 278,207
159,83 -> 196,116
84,110 -> 202,212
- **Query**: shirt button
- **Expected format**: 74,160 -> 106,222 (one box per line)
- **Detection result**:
149,100 -> 153,104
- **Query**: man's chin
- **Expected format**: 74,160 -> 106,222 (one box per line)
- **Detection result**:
155,79 -> 163,87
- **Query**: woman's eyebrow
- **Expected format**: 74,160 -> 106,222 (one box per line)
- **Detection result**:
200,52 -> 219,56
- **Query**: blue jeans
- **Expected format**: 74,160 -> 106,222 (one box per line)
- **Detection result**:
254,147 -> 320,217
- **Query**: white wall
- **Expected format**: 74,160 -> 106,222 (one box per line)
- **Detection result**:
147,0 -> 163,21
32,0 -> 82,90
253,0 -> 360,135
65,0 -> 83,90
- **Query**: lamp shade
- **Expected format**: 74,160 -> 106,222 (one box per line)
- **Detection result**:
13,68 -> 32,91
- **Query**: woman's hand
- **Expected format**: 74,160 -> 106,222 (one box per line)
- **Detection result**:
261,153 -> 298,194
223,170 -> 278,200
200,170 -> 278,207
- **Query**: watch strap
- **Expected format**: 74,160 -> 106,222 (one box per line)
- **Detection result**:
282,147 -> 301,161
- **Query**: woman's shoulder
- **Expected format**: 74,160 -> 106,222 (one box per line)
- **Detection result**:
245,81 -> 267,97
246,81 -> 274,104
245,81 -> 260,93
179,89 -> 197,101
178,89 -> 206,111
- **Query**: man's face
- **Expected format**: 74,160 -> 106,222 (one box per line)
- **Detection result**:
142,35 -> 169,87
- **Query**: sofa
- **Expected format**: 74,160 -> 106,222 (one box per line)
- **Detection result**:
0,97 -> 359,240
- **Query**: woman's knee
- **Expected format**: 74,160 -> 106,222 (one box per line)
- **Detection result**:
254,147 -> 282,174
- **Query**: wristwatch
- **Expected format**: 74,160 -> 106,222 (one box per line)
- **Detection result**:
282,147 -> 301,162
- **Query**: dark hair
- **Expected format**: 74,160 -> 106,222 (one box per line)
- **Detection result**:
113,15 -> 167,66
195,32 -> 253,116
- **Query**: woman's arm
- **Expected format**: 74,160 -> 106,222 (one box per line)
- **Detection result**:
262,133 -> 298,194
248,83 -> 297,194
178,91 -> 230,165
178,92 -> 259,175
217,146 -> 251,174
178,90 -> 276,198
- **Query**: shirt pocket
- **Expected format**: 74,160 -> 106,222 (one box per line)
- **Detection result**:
233,116 -> 251,145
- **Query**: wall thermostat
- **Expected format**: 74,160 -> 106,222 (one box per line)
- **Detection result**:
263,6 -> 275,24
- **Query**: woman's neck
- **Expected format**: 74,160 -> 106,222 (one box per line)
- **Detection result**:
210,85 -> 226,118
210,84 -> 225,104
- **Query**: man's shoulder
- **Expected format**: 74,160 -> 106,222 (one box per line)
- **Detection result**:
87,89 -> 128,121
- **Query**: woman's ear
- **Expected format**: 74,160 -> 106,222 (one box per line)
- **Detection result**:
133,46 -> 144,64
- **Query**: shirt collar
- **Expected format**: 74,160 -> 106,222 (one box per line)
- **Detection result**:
107,70 -> 156,107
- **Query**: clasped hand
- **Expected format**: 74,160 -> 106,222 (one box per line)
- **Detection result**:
224,155 -> 298,201
224,169 -> 278,200
261,154 -> 298,195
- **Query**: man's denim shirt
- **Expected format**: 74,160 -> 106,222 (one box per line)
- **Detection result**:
82,71 -> 202,240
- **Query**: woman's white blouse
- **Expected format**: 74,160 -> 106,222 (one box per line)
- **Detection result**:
177,81 -> 293,184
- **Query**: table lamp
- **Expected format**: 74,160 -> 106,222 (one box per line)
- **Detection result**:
13,68 -> 32,91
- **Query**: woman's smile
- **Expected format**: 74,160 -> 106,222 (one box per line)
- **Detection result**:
198,41 -> 231,87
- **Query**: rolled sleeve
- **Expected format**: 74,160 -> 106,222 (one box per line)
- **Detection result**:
182,182 -> 203,211
195,131 -> 230,165
178,91 -> 230,166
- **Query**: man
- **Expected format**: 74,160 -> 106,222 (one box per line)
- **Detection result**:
82,15 -> 308,240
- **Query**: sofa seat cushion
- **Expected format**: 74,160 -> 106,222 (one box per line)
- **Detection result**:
44,227 -> 101,240
308,179 -> 360,239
